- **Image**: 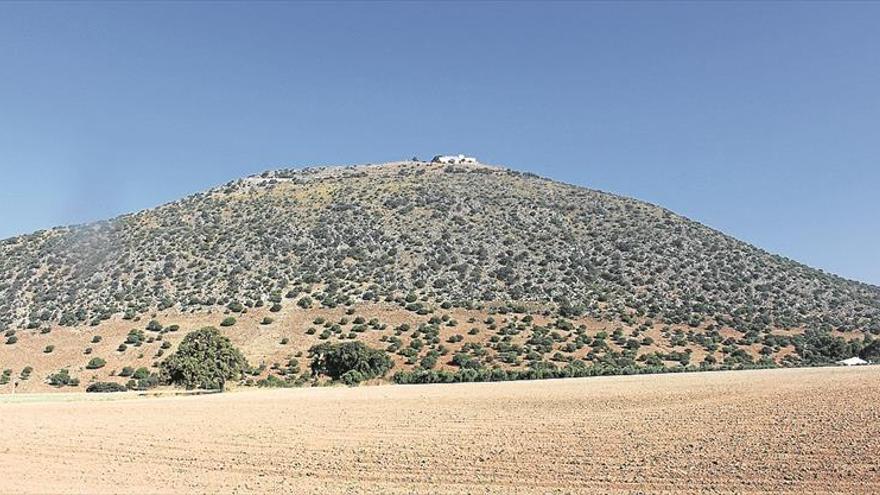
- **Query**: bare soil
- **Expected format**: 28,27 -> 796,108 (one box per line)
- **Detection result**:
1,366 -> 878,494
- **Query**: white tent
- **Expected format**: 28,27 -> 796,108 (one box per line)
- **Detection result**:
837,356 -> 868,366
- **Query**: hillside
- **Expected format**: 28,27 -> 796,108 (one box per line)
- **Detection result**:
1,160 -> 879,391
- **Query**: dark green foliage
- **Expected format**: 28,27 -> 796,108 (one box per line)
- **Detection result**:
859,338 -> 880,361
86,382 -> 127,393
452,352 -> 482,369
220,317 -> 237,327
419,354 -> 438,369
161,327 -> 248,390
119,366 -> 135,377
127,372 -> 160,391
47,369 -> 79,387
340,370 -> 365,386
796,330 -> 858,364
86,357 -> 106,369
146,320 -> 163,332
132,367 -> 150,380
392,359 -> 777,385
309,341 -> 392,383
125,329 -> 145,345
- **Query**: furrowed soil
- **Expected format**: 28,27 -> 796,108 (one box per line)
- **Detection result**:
1,367 -> 878,494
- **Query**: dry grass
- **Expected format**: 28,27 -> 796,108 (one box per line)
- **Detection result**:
2,366 -> 878,494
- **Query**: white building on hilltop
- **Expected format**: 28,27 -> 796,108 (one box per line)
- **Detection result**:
431,154 -> 478,165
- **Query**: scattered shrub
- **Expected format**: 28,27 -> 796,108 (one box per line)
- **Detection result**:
86,357 -> 106,369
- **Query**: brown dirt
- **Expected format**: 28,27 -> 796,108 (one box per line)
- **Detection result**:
2,366 -> 878,494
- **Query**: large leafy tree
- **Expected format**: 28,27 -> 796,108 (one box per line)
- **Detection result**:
161,327 -> 248,390
309,341 -> 392,384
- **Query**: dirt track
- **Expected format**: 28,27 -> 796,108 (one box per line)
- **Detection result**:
2,367 -> 879,494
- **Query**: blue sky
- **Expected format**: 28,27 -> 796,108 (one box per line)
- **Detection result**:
0,2 -> 878,284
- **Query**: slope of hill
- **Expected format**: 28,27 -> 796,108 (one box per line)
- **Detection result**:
1,160 -> 879,391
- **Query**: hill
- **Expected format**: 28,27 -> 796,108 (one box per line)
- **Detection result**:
1,160 -> 879,391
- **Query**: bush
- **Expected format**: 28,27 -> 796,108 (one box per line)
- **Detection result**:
309,341 -> 393,382
132,367 -> 150,380
127,373 -> 160,391
44,345 -> 54,353
5,336 -> 17,345
86,382 -> 127,393
91,335 -> 102,343
119,366 -> 135,377
220,317 -> 237,327
297,296 -> 313,309
261,317 -> 274,325
146,320 -> 163,332
125,329 -> 145,345
86,357 -> 106,369
340,370 -> 365,386
161,327 -> 248,390
47,369 -> 78,387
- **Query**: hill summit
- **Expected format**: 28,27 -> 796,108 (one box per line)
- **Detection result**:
1,159 -> 879,391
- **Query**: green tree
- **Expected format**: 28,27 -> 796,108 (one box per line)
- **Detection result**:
161,327 -> 248,390
309,341 -> 392,384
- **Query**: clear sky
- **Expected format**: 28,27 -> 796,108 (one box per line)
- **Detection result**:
0,2 -> 878,285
